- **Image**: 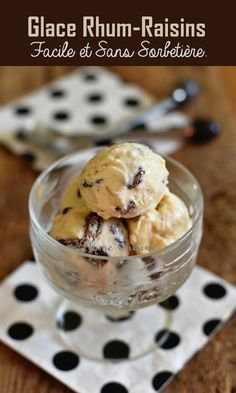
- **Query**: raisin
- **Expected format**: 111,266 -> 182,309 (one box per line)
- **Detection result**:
84,246 -> 109,266
142,256 -> 156,271
58,236 -> 109,264
110,224 -> 126,249
127,167 -> 145,189
150,272 -> 161,280
58,238 -> 81,248
85,213 -> 103,240
94,178 -> 103,184
110,223 -> 118,236
62,207 -> 72,214
126,200 -> 136,212
115,201 -> 136,215
142,255 -> 161,280
142,255 -> 155,264
93,247 -> 109,257
118,240 -> 126,248
83,179 -> 93,188
83,178 -> 103,188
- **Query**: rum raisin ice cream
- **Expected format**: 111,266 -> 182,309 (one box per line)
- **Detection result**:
49,143 -> 191,256
60,174 -> 90,214
50,207 -> 130,257
128,192 -> 191,254
78,143 -> 169,219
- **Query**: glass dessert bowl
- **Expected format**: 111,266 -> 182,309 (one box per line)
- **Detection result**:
29,147 -> 203,361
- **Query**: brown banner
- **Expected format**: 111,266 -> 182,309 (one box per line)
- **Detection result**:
0,2 -> 235,65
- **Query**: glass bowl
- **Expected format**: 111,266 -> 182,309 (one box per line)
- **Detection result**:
29,147 -> 203,361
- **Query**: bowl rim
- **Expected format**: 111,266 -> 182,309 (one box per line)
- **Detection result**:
29,146 -> 204,261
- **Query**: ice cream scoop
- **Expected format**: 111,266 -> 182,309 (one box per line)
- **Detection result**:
50,207 -> 130,257
128,192 -> 191,254
78,143 -> 169,219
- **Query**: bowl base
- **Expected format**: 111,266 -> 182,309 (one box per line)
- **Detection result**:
56,299 -> 173,362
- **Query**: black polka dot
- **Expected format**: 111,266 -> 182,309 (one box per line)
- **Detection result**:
14,284 -> 38,302
159,295 -> 180,310
103,340 -> 130,360
90,115 -> 107,125
50,89 -> 65,98
87,93 -> 103,103
155,329 -> 180,350
15,106 -> 31,116
15,129 -> 28,140
101,382 -> 128,393
152,371 -> 173,391
83,73 -> 97,81
8,322 -> 34,340
57,311 -> 82,331
62,207 -> 72,214
53,111 -> 70,121
203,283 -> 227,299
20,152 -> 36,163
203,319 -> 222,336
124,97 -> 140,107
106,311 -> 135,322
53,350 -> 79,371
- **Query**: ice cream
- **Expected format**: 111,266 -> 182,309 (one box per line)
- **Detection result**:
50,143 -> 191,257
128,192 -> 191,254
60,174 -> 90,214
78,143 -> 169,219
50,207 -> 130,257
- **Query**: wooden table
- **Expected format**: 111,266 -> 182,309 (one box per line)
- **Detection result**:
0,66 -> 235,393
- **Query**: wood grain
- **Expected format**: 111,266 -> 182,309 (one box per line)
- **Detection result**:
0,66 -> 235,393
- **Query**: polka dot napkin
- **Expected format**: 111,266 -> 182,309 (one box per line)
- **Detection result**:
0,66 -> 182,171
0,260 -> 235,393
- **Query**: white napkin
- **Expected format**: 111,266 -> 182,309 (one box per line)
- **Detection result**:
0,260 -> 235,393
0,66 -> 182,171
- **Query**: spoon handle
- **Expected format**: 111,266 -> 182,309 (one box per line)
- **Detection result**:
93,80 -> 200,142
